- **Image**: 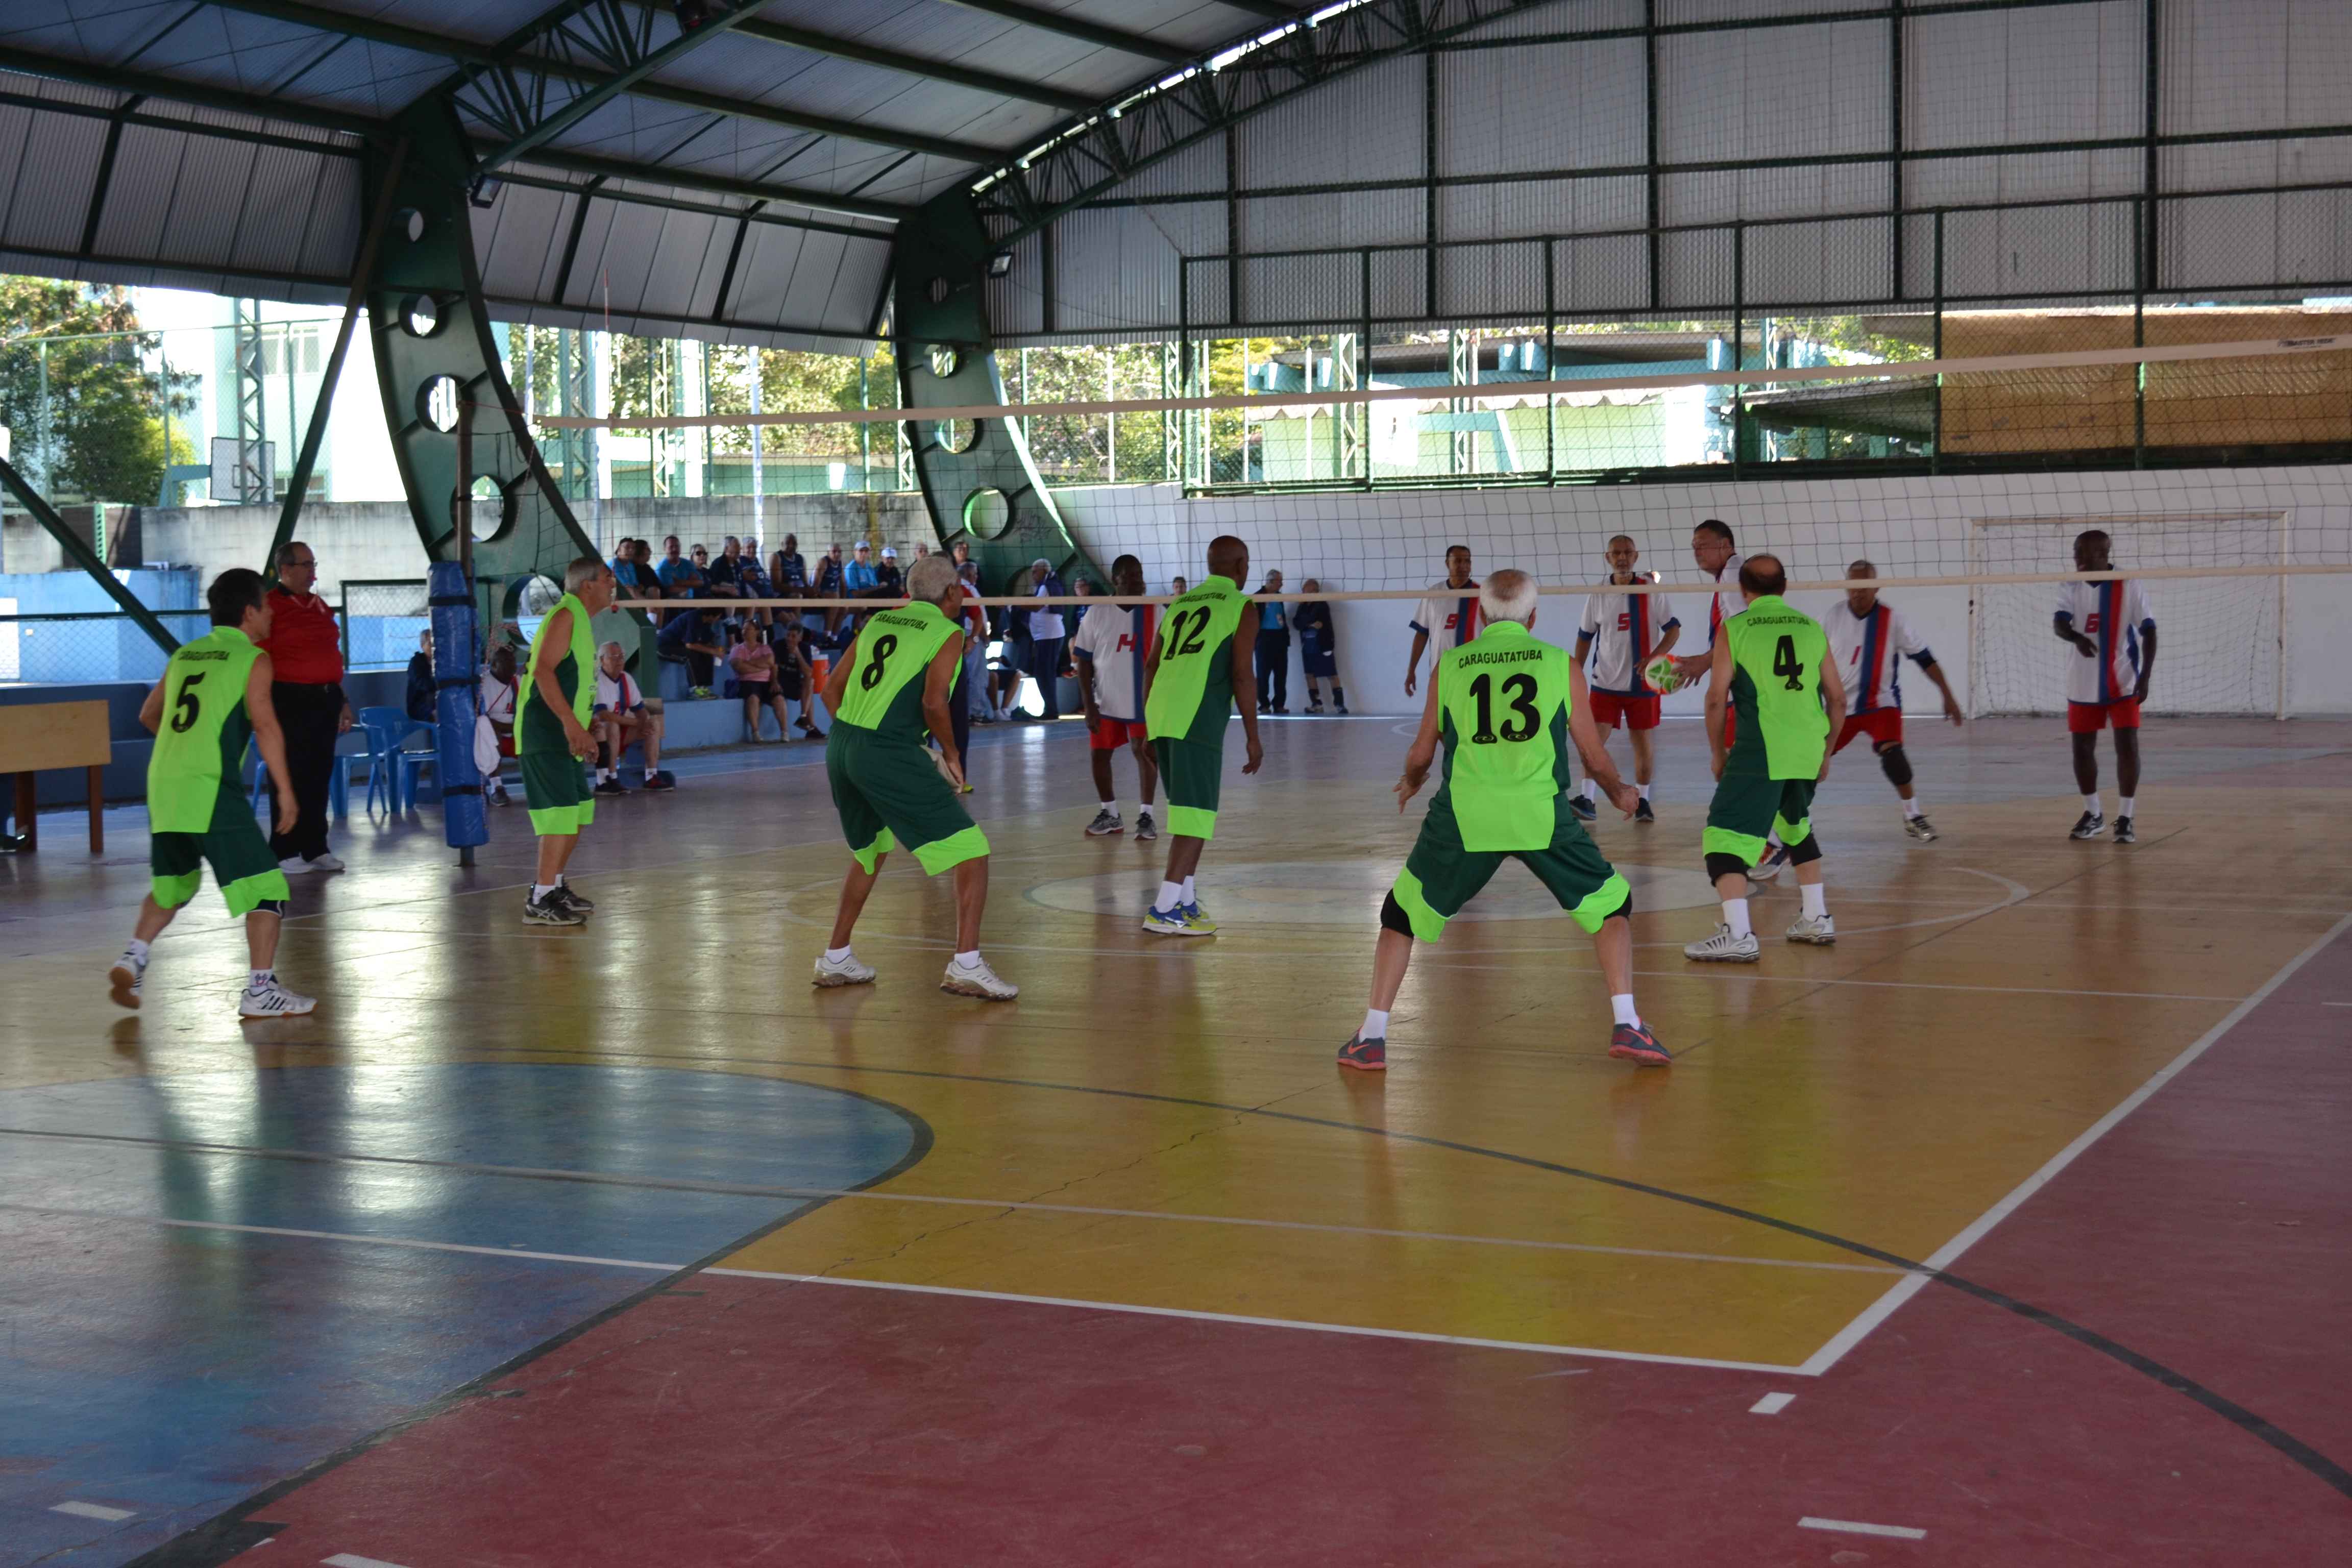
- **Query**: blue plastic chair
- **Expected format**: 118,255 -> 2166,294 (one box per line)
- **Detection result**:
357,706 -> 434,810
348,707 -> 411,816
247,742 -> 348,820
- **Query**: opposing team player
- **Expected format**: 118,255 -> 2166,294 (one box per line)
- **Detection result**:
1141,535 -> 1264,935
109,568 -> 312,1017
1671,518 -> 1788,882
1404,545 -> 1479,697
2054,529 -> 2156,844
516,557 -> 616,926
1338,570 -> 1667,1071
1829,560 -> 1963,840
1572,534 -> 1678,824
814,555 -> 1017,998
1685,555 -> 1848,962
1072,553 -> 1161,841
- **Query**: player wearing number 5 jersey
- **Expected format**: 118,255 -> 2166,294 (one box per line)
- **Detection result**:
1686,555 -> 1849,963
2053,529 -> 2156,845
1336,570 -> 1665,1071
815,555 -> 1015,999
1141,535 -> 1263,936
1828,560 -> 1964,841
108,568 -> 312,1018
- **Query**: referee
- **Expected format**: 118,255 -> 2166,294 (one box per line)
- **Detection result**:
259,540 -> 353,873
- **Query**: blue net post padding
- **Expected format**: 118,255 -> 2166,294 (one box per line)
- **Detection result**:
429,561 -> 487,851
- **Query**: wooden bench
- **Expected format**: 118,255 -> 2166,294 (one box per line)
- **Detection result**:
1,699 -> 112,853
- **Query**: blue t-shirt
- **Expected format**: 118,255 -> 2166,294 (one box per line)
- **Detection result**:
656,613 -> 716,654
1260,600 -> 1287,632
844,561 -> 878,594
610,557 -> 639,589
655,557 -> 703,594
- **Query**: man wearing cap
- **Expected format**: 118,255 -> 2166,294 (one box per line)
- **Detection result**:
873,545 -> 906,601
1025,556 -> 1069,722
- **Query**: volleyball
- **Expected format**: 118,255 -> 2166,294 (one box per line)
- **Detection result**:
1644,656 -> 1681,694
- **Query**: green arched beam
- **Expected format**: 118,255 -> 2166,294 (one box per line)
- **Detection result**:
890,189 -> 1096,593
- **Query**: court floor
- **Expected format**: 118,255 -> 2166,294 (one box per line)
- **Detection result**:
3,713 -> 2349,1564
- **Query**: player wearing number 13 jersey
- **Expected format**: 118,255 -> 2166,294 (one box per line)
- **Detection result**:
1337,570 -> 1667,1072
1140,535 -> 1264,936
1687,555 -> 1849,964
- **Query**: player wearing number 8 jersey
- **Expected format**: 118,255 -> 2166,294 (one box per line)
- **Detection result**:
1687,555 -> 1848,963
815,555 -> 1015,999
108,568 -> 312,1018
1140,535 -> 1264,936
1336,570 -> 1666,1071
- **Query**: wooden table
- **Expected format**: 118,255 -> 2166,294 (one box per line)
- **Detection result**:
1,699 -> 112,853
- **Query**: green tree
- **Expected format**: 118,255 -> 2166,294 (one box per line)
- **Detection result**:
0,277 -> 195,502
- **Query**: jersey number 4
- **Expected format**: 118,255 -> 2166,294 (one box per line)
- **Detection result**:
1468,672 -> 1540,744
1772,635 -> 1806,691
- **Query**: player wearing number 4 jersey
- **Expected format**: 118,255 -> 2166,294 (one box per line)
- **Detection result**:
109,568 -> 312,1018
1829,560 -> 1964,841
1687,555 -> 1849,963
1338,570 -> 1667,1072
815,555 -> 1016,999
2053,529 -> 2157,845
1141,535 -> 1264,936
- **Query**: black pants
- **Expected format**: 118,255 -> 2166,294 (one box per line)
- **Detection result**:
1029,636 -> 1065,721
949,679 -> 972,774
1257,631 -> 1291,712
270,681 -> 343,862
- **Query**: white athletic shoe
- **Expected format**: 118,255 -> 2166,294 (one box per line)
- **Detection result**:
812,951 -> 877,988
305,852 -> 346,871
1903,815 -> 1939,842
238,979 -> 316,1018
1683,923 -> 1761,962
108,949 -> 146,1008
1085,808 -> 1123,837
941,954 -> 1018,1000
278,855 -> 320,875
1785,913 -> 1837,946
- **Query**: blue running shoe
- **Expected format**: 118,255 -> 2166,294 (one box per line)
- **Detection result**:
1607,1022 -> 1672,1066
1568,793 -> 1598,822
1749,842 -> 1791,884
1336,1032 -> 1386,1071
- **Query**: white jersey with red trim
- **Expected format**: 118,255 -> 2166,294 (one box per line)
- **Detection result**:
1071,602 -> 1157,723
1703,553 -> 1747,650
1827,601 -> 1933,715
2054,579 -> 2154,707
1577,583 -> 1679,695
1410,580 -> 1482,652
593,668 -> 643,713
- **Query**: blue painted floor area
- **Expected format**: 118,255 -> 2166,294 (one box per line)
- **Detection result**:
0,1065 -> 920,1567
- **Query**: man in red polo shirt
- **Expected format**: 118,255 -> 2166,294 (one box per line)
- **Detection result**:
259,541 -> 354,873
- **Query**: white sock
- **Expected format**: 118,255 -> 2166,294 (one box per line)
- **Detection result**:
555,874 -> 568,887
1580,777 -> 1598,801
2118,796 -> 2135,817
1100,799 -> 1117,813
2083,793 -> 2101,813
532,883 -> 558,900
825,945 -> 853,963
1138,802 -> 1153,818
1638,782 -> 1652,801
1156,880 -> 1184,912
954,949 -> 980,968
126,938 -> 151,963
1360,1008 -> 1390,1039
1902,796 -> 1923,818
1181,875 -> 1196,905
248,968 -> 274,989
1610,993 -> 1639,1027
1723,898 -> 1752,939
1801,883 -> 1828,919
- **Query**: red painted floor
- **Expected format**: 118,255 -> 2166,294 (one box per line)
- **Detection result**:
205,926 -> 2352,1565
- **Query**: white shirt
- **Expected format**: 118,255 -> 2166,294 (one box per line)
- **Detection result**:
1577,582 -> 1679,695
1027,585 -> 1066,643
2054,579 -> 2155,706
1410,580 -> 1481,650
593,668 -> 644,713
1702,553 -> 1747,650
477,669 -> 517,723
1071,602 -> 1158,722
1828,601 -> 1933,714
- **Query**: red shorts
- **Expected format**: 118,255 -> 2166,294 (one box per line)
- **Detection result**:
1589,691 -> 1661,731
2068,698 -> 2142,734
1090,716 -> 1145,750
1833,708 -> 1903,754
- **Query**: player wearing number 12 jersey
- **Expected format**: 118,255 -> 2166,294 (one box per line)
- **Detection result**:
1338,570 -> 1667,1072
1141,535 -> 1264,935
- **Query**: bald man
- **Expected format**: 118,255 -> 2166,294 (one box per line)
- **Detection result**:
1141,534 -> 1263,935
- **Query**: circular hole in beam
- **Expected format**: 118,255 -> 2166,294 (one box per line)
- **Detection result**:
417,375 -> 461,433
962,486 -> 1012,541
936,418 -> 977,454
400,294 -> 440,338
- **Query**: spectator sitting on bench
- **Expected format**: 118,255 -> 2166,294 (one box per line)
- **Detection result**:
478,641 -> 519,806
775,620 -> 824,738
405,630 -> 436,721
657,605 -> 726,695
727,621 -> 797,744
593,641 -> 671,793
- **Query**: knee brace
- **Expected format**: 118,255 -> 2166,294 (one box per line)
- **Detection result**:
1704,851 -> 1751,883
1877,742 -> 1914,790
1786,832 -> 1824,866
1380,890 -> 1414,937
255,898 -> 289,917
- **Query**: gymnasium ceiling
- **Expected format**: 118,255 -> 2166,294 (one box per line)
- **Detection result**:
3,1 -> 2351,353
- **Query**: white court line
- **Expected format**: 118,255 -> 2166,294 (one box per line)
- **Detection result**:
701,1268 -> 1810,1375
0,1203 -> 683,1274
50,1501 -> 135,1522
1749,1392 -> 1796,1415
324,1555 -> 414,1568
2325,1001 -> 2352,1007
1798,1516 -> 1926,1540
1796,907 -> 2352,1378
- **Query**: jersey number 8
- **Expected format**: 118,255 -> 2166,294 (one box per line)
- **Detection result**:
860,634 -> 898,690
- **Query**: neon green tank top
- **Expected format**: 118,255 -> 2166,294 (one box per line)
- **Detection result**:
1723,594 -> 1830,779
148,625 -> 261,834
1145,578 -> 1246,744
516,593 -> 595,755
833,600 -> 960,741
1432,620 -> 1575,851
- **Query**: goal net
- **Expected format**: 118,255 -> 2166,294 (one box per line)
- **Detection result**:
1969,515 -> 2285,718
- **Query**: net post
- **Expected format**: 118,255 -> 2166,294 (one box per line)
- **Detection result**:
2276,511 -> 2291,721
2133,193 -> 2148,468
1730,220 -> 1746,480
1359,247 -> 1374,491
1544,235 -> 1557,486
1931,209 -> 1944,475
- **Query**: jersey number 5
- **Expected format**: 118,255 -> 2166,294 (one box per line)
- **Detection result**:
1772,635 -> 1805,691
1467,672 -> 1539,744
169,672 -> 206,733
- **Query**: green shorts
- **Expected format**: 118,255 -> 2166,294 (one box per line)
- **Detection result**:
1152,737 -> 1223,840
1703,773 -> 1816,866
521,748 -> 596,836
1390,796 -> 1630,943
151,785 -> 290,918
826,725 -> 989,876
